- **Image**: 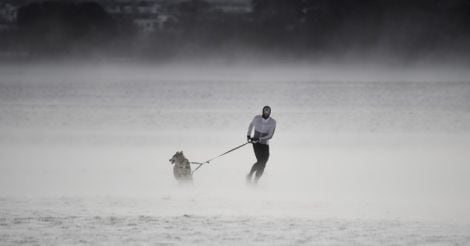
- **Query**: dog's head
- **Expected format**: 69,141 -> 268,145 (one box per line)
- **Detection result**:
169,151 -> 185,165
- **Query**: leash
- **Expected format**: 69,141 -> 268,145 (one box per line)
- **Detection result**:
190,142 -> 250,174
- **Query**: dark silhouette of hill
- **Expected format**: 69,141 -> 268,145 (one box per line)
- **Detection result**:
3,0 -> 470,62
16,1 -> 117,57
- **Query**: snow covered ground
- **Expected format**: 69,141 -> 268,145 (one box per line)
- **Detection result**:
1,197 -> 470,245
0,63 -> 469,245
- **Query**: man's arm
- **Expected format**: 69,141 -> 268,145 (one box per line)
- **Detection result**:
247,116 -> 256,137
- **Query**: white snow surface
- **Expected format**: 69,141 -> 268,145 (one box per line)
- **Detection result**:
1,63 -> 470,245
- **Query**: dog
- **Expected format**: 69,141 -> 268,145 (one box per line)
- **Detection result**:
169,151 -> 192,182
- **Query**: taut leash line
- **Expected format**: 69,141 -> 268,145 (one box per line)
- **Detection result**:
190,142 -> 250,174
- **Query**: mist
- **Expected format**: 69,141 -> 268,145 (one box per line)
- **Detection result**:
1,0 -> 470,244
1,63 -> 469,224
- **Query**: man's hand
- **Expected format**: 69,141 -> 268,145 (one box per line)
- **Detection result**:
247,135 -> 251,143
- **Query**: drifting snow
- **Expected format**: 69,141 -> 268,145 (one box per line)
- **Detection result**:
0,63 -> 469,244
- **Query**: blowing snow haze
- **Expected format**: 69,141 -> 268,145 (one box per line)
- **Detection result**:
1,0 -> 470,63
1,1 -> 470,245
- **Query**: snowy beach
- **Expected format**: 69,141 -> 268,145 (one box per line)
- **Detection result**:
1,197 -> 470,245
1,64 -> 469,245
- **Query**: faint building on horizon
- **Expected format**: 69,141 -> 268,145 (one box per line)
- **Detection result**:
105,0 -> 162,15
214,1 -> 251,13
102,0 -> 250,34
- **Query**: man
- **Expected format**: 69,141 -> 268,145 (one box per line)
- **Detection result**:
246,105 -> 276,184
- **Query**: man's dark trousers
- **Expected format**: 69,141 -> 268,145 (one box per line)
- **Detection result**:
249,142 -> 269,180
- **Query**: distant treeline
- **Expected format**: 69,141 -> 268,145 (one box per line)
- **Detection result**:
2,0 -> 470,61
15,1 -> 117,57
